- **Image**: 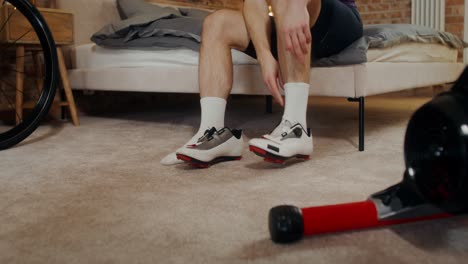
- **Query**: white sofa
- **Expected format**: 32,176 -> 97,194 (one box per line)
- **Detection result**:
57,0 -> 465,151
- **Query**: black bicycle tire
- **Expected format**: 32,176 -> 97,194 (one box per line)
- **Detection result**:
0,0 -> 58,150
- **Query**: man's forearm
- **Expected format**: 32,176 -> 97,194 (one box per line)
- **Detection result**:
243,0 -> 273,63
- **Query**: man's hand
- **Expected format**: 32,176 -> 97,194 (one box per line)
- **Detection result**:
279,1 -> 311,64
259,53 -> 284,107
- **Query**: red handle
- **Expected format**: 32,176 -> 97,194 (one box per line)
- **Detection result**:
302,201 -> 379,235
302,201 -> 452,236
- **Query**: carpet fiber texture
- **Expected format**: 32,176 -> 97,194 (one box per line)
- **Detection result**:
1,96 -> 467,263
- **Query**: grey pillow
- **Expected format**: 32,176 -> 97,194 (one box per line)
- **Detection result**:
364,24 -> 468,49
117,0 -> 181,20
112,0 -> 182,32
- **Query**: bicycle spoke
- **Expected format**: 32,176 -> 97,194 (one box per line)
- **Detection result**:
0,53 -> 32,62
0,78 -> 14,88
3,67 -> 44,81
0,3 -> 14,34
0,85 -> 22,123
0,67 -> 45,97
0,78 -> 40,102
0,3 -> 23,59
0,29 -> 32,54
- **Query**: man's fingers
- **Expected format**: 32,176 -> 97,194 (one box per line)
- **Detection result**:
278,67 -> 285,90
297,31 -> 309,54
267,78 -> 284,107
278,71 -> 284,90
284,33 -> 293,51
303,26 -> 312,44
291,33 -> 304,63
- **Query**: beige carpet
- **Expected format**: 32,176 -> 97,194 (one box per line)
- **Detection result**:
1,95 -> 467,264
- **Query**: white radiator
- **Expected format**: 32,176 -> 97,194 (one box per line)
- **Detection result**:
411,0 -> 446,31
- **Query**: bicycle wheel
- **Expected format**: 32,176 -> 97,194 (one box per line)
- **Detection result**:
0,0 -> 58,150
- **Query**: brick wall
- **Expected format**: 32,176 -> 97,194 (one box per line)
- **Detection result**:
356,0 -> 412,24
148,0 -> 242,10
355,0 -> 464,40
446,0 -> 465,39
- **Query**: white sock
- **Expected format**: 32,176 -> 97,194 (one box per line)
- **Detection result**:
197,97 -> 226,135
282,82 -> 309,128
186,97 -> 227,144
161,97 -> 227,165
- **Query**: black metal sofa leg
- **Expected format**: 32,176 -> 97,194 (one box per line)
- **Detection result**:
347,97 -> 365,151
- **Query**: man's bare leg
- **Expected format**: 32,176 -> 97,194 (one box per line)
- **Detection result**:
272,0 -> 321,80
248,0 -> 319,163
272,0 -> 321,128
199,10 -> 251,98
161,10 -> 251,165
273,0 -> 320,83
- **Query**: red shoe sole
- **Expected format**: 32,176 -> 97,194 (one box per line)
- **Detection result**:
249,145 -> 310,164
176,154 -> 242,168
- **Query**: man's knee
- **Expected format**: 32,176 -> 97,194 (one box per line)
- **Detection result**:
271,0 -> 320,27
202,10 -> 249,49
202,10 -> 232,42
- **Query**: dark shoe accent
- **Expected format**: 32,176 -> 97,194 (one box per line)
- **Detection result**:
267,144 -> 280,153
176,154 -> 242,168
249,145 -> 310,164
230,129 -> 243,139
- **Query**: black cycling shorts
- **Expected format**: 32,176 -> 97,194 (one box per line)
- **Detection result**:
243,0 -> 363,63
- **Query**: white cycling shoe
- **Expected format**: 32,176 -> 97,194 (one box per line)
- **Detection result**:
176,127 -> 244,168
249,120 -> 313,164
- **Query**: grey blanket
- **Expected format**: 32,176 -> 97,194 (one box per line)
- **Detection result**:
91,0 -> 468,66
92,16 -> 205,51
92,0 -> 207,51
